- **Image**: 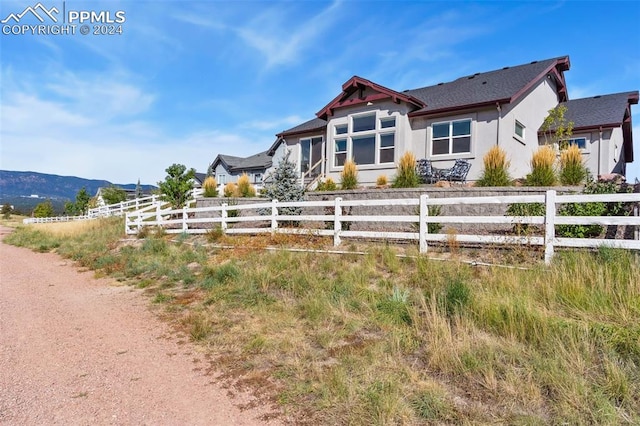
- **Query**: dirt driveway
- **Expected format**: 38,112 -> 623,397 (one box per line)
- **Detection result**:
0,226 -> 281,425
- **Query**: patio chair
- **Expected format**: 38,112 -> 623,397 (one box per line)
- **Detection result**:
416,159 -> 441,184
440,159 -> 471,183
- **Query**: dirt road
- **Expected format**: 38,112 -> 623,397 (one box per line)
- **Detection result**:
0,226 -> 281,425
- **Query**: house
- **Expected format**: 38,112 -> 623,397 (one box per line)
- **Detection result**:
540,92 -> 639,178
208,151 -> 271,189
263,55 -> 637,186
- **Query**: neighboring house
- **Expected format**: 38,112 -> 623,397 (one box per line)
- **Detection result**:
95,186 -> 153,207
263,55 -> 637,185
209,151 -> 271,188
539,92 -> 639,178
193,172 -> 207,188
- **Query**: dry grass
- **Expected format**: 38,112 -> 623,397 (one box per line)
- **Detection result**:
340,159 -> 358,190
237,173 -> 257,197
6,220 -> 640,425
30,219 -> 105,237
531,145 -> 556,170
376,175 -> 388,187
223,182 -> 237,198
203,176 -> 218,197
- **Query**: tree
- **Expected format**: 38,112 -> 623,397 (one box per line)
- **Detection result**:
64,187 -> 91,215
2,203 -> 12,219
33,200 -> 55,218
540,104 -> 574,148
135,179 -> 143,199
157,163 -> 196,208
101,185 -> 127,205
262,151 -> 305,218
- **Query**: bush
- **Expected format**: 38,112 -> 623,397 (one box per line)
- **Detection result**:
262,150 -> 305,222
237,173 -> 256,197
33,200 -> 55,218
340,159 -> 358,190
317,177 -> 337,191
392,152 -> 420,188
559,145 -> 587,185
157,164 -> 196,208
376,175 -> 388,187
412,204 -> 443,234
556,180 -> 631,238
203,176 -> 218,197
526,146 -> 557,186
223,182 -> 237,198
506,202 -> 546,234
476,146 -> 511,187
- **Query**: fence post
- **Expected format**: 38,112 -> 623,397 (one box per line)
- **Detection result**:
334,197 -> 342,247
544,190 -> 556,265
271,199 -> 278,233
419,194 -> 429,254
120,201 -> 124,216
182,205 -> 188,232
156,202 -> 162,224
221,203 -> 228,233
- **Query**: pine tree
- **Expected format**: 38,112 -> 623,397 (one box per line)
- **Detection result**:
262,151 -> 305,218
135,179 -> 143,199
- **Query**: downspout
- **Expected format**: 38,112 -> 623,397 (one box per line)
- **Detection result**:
597,126 -> 602,177
496,102 -> 502,146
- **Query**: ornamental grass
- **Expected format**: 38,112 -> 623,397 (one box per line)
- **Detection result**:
559,145 -> 587,185
526,146 -> 557,186
340,159 -> 358,190
476,146 -> 511,187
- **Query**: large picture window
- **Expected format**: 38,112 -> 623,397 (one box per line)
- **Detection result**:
332,113 -> 396,167
432,119 -> 471,156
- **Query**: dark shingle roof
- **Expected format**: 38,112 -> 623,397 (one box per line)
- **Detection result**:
277,117 -> 327,137
560,92 -> 637,129
213,151 -> 271,173
405,56 -> 569,115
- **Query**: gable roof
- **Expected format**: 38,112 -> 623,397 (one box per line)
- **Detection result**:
211,151 -> 272,174
405,56 -> 570,117
544,91 -> 639,163
316,76 -> 426,120
560,91 -> 639,129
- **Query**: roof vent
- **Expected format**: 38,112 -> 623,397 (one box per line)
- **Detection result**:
503,66 -> 510,70
594,95 -> 601,98
468,75 -> 475,79
482,81 -> 487,85
437,82 -> 444,86
530,60 -> 538,64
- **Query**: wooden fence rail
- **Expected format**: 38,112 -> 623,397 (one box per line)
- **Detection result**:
125,190 -> 640,264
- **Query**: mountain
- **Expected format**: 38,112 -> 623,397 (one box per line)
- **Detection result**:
0,170 -> 156,214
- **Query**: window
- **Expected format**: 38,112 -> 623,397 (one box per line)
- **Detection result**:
353,114 -> 376,132
431,119 -> 471,156
217,174 -> 226,185
332,113 -> 396,167
335,124 -> 348,135
335,139 -> 347,166
568,137 -> 587,149
514,120 -> 525,140
254,173 -> 261,182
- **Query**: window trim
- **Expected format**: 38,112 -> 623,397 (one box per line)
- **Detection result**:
514,120 -> 525,143
330,112 -> 397,168
431,118 -> 472,157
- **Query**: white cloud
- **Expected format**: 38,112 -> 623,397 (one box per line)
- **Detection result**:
234,0 -> 343,69
0,68 -> 263,184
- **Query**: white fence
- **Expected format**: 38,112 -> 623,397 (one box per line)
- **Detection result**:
23,195 -> 161,224
125,190 -> 640,264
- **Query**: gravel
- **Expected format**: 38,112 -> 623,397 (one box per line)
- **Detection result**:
0,226 -> 282,425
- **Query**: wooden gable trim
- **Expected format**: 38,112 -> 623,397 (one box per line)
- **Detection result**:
510,56 -> 570,105
316,76 -> 426,120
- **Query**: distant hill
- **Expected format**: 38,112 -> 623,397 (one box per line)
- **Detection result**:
0,170 -> 156,214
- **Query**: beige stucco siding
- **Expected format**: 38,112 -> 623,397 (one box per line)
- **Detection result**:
500,78 -> 561,179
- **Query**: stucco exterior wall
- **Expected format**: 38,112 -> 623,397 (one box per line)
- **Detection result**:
500,78 -> 560,179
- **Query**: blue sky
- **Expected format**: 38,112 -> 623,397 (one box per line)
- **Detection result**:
1,0 -> 639,185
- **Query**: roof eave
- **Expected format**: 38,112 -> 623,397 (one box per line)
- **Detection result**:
408,98 -> 511,118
